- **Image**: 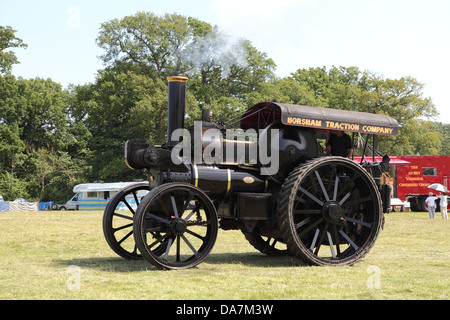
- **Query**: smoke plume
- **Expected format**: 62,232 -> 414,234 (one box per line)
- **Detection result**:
179,27 -> 249,78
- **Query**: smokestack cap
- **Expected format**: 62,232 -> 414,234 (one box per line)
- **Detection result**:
167,75 -> 189,82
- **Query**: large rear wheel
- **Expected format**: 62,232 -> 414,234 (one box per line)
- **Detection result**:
279,157 -> 383,266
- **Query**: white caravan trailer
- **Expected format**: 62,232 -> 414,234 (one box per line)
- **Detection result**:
73,181 -> 148,211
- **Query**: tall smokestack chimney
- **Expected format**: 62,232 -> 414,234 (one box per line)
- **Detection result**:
166,75 -> 188,148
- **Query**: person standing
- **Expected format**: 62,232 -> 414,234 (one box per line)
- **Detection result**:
438,192 -> 448,220
425,192 -> 438,219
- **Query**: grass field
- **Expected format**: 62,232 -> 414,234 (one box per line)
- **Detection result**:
0,210 -> 448,300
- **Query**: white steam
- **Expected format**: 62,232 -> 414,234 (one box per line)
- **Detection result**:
180,27 -> 249,78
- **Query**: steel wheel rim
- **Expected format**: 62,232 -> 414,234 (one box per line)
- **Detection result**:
285,158 -> 382,265
134,183 -> 218,270
102,183 -> 150,260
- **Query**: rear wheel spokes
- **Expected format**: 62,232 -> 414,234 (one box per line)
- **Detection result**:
304,222 -> 356,259
296,215 -> 354,260
345,217 -> 373,229
284,158 -> 381,264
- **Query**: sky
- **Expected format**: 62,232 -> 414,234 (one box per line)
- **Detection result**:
1,0 -> 449,123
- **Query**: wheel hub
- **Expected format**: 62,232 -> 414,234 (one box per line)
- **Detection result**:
322,201 -> 345,225
171,218 -> 187,235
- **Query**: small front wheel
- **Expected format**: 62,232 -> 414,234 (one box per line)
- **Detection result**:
133,183 -> 219,270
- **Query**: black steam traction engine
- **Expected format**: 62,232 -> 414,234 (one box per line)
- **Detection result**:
102,75 -> 399,270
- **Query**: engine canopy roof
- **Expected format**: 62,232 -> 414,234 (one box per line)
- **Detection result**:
240,102 -> 399,136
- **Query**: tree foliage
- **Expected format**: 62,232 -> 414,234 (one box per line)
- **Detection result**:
0,76 -> 87,201
0,14 -> 448,202
0,26 -> 27,75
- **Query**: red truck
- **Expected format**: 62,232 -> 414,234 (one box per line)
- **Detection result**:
392,155 -> 449,211
355,155 -> 449,211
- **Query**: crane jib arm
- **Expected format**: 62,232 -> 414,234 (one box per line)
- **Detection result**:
241,102 -> 399,136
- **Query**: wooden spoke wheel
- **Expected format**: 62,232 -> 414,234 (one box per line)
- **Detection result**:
278,157 -> 383,266
102,182 -> 151,260
133,183 -> 219,270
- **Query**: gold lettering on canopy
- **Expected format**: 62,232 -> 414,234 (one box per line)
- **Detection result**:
283,115 -> 396,136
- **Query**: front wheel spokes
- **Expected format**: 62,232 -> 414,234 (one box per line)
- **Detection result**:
116,227 -> 133,245
170,195 -> 179,218
111,205 -> 136,251
121,194 -> 137,215
181,234 -> 199,255
157,225 -> 206,261
163,236 -> 174,261
144,205 -> 212,267
145,212 -> 170,225
102,182 -> 149,260
134,183 -> 218,270
185,227 -> 206,240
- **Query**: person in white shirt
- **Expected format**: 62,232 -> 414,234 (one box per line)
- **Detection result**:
425,192 -> 438,219
438,192 -> 448,220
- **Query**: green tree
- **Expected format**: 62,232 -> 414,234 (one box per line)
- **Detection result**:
16,78 -> 69,152
0,28 -> 86,201
0,74 -> 25,168
0,27 -> 27,171
1,77 -> 69,160
0,76 -> 86,200
31,149 -> 87,202
96,12 -> 276,108
0,172 -> 29,201
187,39 -> 276,108
0,26 -> 27,75
69,69 -> 173,181
433,122 -> 450,155
97,12 -> 203,78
